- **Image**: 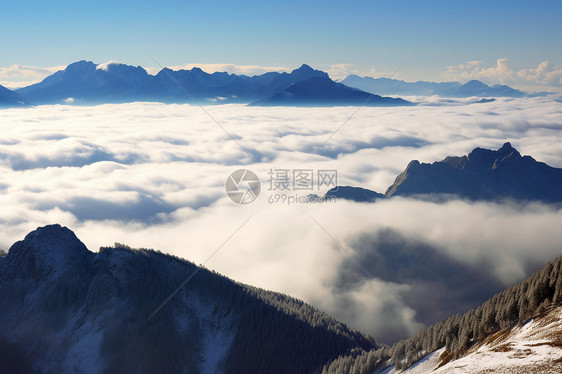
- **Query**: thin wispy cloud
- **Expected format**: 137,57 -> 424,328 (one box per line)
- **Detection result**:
446,58 -> 562,91
0,64 -> 66,89
95,61 -> 121,71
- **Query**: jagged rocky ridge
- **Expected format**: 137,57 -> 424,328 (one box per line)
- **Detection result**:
327,142 -> 562,203
0,225 -> 374,374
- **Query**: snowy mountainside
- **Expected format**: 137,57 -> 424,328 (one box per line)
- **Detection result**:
0,224 -> 374,374
321,253 -> 562,374
380,306 -> 562,373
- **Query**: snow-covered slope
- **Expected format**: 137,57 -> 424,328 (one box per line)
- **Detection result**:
374,349 -> 445,374
380,307 -> 562,374
434,307 -> 562,373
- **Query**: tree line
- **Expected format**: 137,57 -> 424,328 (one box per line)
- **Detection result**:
322,255 -> 562,373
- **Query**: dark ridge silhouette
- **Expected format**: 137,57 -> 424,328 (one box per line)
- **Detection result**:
386,142 -> 562,202
324,186 -> 385,202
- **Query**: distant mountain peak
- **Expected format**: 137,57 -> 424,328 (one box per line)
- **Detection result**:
386,143 -> 562,202
498,141 -> 514,153
465,142 -> 522,169
288,64 -> 329,80
463,79 -> 488,87
295,64 -> 314,72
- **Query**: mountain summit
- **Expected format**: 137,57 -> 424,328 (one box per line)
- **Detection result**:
5,224 -> 91,277
287,63 -> 328,81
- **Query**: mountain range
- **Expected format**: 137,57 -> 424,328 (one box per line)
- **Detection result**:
0,60 -> 532,108
340,74 -> 527,98
10,61 -> 410,107
327,142 -> 562,203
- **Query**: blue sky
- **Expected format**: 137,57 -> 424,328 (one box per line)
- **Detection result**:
1,0 -> 561,89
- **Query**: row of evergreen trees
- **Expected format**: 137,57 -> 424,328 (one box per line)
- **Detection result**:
322,255 -> 562,374
91,243 -> 377,374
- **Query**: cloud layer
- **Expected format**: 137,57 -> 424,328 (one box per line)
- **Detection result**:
1,97 -> 561,343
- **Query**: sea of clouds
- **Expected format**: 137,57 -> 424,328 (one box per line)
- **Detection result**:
1,96 -> 561,343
